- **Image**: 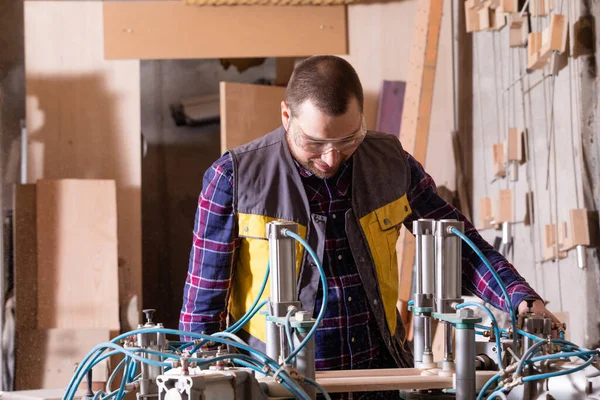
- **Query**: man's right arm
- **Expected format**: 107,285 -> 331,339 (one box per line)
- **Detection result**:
179,154 -> 239,341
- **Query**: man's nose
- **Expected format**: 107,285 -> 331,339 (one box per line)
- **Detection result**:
321,148 -> 341,167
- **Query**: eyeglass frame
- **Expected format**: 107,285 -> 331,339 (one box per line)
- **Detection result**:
289,114 -> 367,155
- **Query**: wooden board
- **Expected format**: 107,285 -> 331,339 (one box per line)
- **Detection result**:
375,80 -> 406,137
103,1 -> 348,60
36,180 -> 120,331
14,185 -> 37,332
220,82 -> 286,153
396,0 -> 444,328
24,1 -> 141,331
16,328 -> 111,390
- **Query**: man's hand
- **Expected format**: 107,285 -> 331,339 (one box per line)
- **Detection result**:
517,299 -> 565,338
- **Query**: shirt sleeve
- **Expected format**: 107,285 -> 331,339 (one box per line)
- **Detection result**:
402,151 -> 542,313
179,153 -> 239,340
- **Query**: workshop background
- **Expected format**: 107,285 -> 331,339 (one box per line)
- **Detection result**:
0,0 -> 599,393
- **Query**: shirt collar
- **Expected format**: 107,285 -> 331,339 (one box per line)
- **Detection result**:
293,157 -> 353,197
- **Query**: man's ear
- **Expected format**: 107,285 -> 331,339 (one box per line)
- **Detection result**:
281,101 -> 291,130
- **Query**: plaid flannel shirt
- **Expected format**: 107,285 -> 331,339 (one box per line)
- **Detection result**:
179,146 -> 541,385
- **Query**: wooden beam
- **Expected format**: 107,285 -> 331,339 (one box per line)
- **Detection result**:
396,0 -> 444,330
103,2 -> 348,60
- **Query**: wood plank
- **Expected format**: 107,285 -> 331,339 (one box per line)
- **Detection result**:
316,368 -> 422,379
376,80 -> 406,137
316,374 -> 452,392
36,180 -> 120,331
220,82 -> 286,153
496,188 -> 513,223
14,185 -> 37,332
24,0 -> 141,331
103,1 -> 348,60
396,0 -> 444,330
16,328 -> 111,390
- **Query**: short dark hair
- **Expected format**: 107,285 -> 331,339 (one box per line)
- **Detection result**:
285,55 -> 364,117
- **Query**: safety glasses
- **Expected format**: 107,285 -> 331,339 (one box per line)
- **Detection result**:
291,116 -> 367,155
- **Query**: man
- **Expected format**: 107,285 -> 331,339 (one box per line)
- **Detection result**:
180,55 -> 559,398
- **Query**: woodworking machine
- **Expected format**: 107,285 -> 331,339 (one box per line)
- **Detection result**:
51,219 -> 599,400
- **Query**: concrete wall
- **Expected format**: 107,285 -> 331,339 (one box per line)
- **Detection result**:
470,3 -> 600,347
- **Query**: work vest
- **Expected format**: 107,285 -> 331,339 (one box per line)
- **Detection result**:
228,126 -> 414,368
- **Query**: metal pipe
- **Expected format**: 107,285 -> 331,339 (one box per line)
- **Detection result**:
266,221 -> 301,363
413,316 -> 425,364
413,219 -> 435,308
455,327 -> 476,400
502,221 -> 512,246
268,222 -> 298,308
444,322 -> 454,361
293,325 -> 316,400
435,220 -> 464,313
576,245 -> 587,269
508,160 -> 519,182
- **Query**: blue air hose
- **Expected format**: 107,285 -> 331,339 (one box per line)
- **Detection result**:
281,230 -> 328,365
449,227 -> 518,349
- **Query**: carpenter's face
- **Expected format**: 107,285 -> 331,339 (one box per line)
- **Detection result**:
282,98 -> 365,179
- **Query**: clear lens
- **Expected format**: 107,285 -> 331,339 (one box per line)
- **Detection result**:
293,117 -> 366,155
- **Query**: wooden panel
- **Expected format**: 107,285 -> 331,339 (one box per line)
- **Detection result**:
24,1 -> 141,331
17,329 -> 111,390
220,82 -> 286,153
103,1 -> 348,60
478,197 -> 495,228
375,80 -> 406,137
396,0 -> 444,328
36,180 -> 120,330
14,185 -> 37,331
506,128 -> 523,161
540,14 -> 568,58
497,188 -> 513,223
493,143 -> 506,177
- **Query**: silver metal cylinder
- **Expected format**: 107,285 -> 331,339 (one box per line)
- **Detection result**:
413,316 -> 425,364
435,220 -> 464,313
268,222 -> 299,308
509,160 -> 519,182
413,219 -> 436,307
424,317 -> 432,352
266,322 -> 281,363
455,328 -> 476,400
293,329 -> 316,400
137,328 -> 165,398
502,221 -> 512,245
266,221 -> 301,363
576,245 -> 587,269
444,322 -> 454,361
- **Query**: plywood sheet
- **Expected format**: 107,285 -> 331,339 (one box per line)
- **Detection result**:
14,185 -> 37,331
103,1 -> 348,60
24,1 -> 141,331
16,328 -> 111,390
220,82 -> 286,153
36,179 -> 120,331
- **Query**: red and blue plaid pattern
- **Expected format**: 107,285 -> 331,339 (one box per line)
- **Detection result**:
179,146 -> 541,378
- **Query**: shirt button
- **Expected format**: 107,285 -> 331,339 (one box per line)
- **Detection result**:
332,213 -> 337,219
351,337 -> 355,343
348,296 -> 352,302
373,299 -> 378,305
337,255 -> 342,260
